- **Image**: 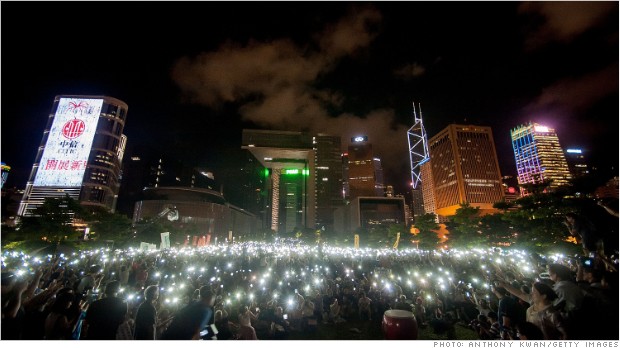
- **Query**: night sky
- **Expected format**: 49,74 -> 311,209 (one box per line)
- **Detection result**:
2,2 -> 618,197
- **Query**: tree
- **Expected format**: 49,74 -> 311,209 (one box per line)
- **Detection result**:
479,213 -> 514,246
17,195 -> 85,242
501,186 -> 580,253
411,213 -> 441,250
446,203 -> 484,248
88,209 -> 133,246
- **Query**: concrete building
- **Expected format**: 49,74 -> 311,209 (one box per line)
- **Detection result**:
241,129 -> 315,234
428,124 -> 504,218
132,186 -> 258,243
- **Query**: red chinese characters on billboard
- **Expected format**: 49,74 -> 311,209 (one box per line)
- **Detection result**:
33,98 -> 104,187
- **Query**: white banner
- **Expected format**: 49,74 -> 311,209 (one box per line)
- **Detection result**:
160,232 -> 171,249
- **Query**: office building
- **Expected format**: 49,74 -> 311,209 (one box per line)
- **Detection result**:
19,95 -> 128,216
1,162 -> 10,189
132,186 -> 259,244
564,148 -> 589,178
242,129 -> 315,234
510,122 -> 572,191
428,124 -> 504,218
313,134 -> 344,231
345,136 -> 383,199
116,146 -> 221,217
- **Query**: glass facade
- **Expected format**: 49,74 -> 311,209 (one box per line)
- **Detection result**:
511,123 -> 572,190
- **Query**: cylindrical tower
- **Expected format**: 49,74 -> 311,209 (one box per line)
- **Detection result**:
18,95 -> 128,216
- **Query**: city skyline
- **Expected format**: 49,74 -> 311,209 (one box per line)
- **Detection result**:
2,2 -> 618,197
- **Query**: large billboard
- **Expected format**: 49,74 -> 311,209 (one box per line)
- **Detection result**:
33,97 -> 103,187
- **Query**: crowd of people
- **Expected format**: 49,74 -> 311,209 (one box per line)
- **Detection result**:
1,240 -> 618,340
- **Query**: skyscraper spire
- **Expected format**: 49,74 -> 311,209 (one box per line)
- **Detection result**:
407,102 -> 430,190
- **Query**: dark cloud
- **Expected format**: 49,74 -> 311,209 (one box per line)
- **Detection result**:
393,62 -> 426,80
523,63 -> 619,118
519,2 -> 617,49
171,6 -> 410,184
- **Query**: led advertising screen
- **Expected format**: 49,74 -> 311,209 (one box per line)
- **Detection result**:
33,98 -> 103,187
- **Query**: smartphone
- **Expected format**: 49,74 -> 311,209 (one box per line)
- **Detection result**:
582,257 -> 594,267
295,289 -> 298,294
283,314 -> 288,320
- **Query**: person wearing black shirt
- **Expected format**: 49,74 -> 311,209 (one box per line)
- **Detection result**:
134,285 -> 159,340
83,281 -> 128,340
161,285 -> 215,340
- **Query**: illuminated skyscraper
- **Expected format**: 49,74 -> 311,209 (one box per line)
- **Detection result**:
242,129 -> 315,233
1,162 -> 10,189
19,95 -> 128,216
510,122 -> 572,190
408,103 -> 430,217
428,124 -> 504,218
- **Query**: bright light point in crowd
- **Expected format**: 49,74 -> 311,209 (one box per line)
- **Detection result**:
165,299 -> 171,304
288,298 -> 294,306
180,283 -> 185,289
249,294 -> 254,299
173,298 -> 179,303
426,295 -> 432,300
127,294 -> 134,300
119,288 -> 125,293
236,293 -> 241,299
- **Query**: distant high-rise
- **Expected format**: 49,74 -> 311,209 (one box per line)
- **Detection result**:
1,162 -> 10,189
510,122 -> 572,190
428,124 -> 504,218
564,148 -> 589,178
242,129 -> 315,234
116,146 -> 221,217
345,136 -> 382,199
313,134 -> 343,230
19,95 -> 128,216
